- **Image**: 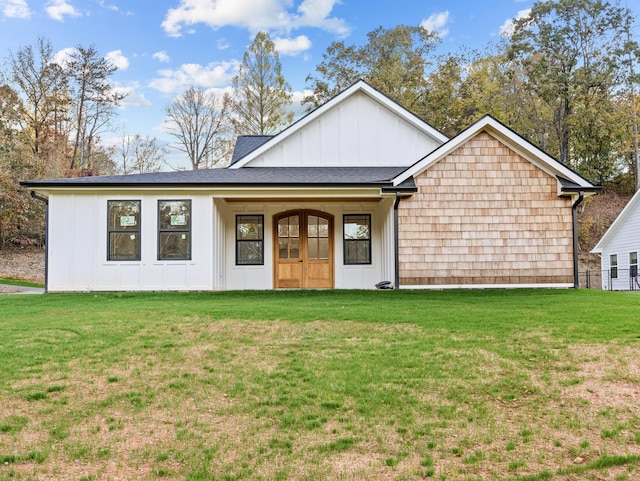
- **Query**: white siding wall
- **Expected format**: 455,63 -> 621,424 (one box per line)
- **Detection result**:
220,200 -> 389,290
47,193 -> 214,292
599,211 -> 640,290
245,92 -> 441,167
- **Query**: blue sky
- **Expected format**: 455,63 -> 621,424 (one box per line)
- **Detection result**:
2,0 -> 640,168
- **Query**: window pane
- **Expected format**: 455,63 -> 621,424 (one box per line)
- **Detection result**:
319,217 -> 329,237
278,218 -> 289,237
630,252 -> 638,264
159,200 -> 191,230
237,215 -> 263,240
108,201 -> 140,231
290,238 -> 299,258
237,241 -> 263,265
344,215 -> 370,240
345,240 -> 370,264
610,254 -> 618,266
308,216 -> 318,238
289,215 -> 299,237
279,238 -> 289,259
159,232 -> 190,259
109,232 -> 140,260
319,237 -> 329,259
308,237 -> 318,259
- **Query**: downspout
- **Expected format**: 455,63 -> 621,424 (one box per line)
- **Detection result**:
393,192 -> 401,290
30,191 -> 48,293
571,191 -> 585,289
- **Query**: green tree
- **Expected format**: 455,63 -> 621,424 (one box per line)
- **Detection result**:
508,0 -> 639,181
304,25 -> 439,113
232,31 -> 293,135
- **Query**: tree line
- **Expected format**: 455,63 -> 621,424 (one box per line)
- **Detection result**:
1,0 -> 639,248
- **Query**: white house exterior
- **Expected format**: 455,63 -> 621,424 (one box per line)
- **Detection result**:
591,189 -> 640,291
22,81 -> 599,292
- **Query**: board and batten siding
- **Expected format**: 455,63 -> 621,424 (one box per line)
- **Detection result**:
244,91 -> 441,168
397,132 -> 574,287
47,193 -> 214,292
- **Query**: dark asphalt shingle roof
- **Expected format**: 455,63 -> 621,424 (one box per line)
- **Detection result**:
21,167 -> 414,190
230,135 -> 273,165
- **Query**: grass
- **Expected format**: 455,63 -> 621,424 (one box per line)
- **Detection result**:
0,289 -> 640,480
0,277 -> 44,288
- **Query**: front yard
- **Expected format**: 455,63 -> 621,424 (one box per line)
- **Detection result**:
0,289 -> 639,480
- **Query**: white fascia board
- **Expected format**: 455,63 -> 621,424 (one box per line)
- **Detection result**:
229,80 -> 448,169
393,116 -> 596,190
591,188 -> 640,253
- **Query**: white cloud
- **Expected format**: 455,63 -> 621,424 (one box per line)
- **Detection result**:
217,38 -> 230,50
153,51 -> 171,63
499,8 -> 531,37
46,0 -> 80,21
52,47 -> 76,67
273,35 -> 311,56
113,83 -> 152,109
2,0 -> 32,19
161,0 -> 350,38
106,50 -> 129,70
421,11 -> 450,39
149,61 -> 239,94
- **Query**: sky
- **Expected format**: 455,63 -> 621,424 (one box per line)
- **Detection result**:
2,0 -> 640,169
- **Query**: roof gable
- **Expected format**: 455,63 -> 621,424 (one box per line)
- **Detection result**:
591,189 -> 640,253
229,80 -> 448,169
392,115 -> 597,192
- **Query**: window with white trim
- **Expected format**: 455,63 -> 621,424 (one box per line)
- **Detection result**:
630,252 -> 638,278
610,254 -> 618,279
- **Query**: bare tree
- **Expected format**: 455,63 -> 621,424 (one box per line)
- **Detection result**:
116,131 -> 168,174
165,86 -> 234,170
67,45 -> 125,171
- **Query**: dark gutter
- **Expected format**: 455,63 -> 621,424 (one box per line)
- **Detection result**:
571,191 -> 585,289
30,191 -> 48,293
393,192 -> 401,290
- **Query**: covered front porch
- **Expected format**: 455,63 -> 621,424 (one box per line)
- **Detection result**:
213,194 -> 398,290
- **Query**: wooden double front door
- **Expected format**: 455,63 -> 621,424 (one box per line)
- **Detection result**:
274,210 -> 334,288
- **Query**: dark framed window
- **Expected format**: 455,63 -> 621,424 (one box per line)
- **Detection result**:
630,252 -> 638,278
236,215 -> 264,265
108,200 -> 141,261
344,214 -> 371,265
158,200 -> 191,260
610,254 -> 618,279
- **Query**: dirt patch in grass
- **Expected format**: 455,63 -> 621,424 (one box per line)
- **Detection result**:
0,247 -> 44,283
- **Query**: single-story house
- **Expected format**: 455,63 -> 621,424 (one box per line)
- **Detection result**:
21,80 -> 599,292
591,188 -> 640,290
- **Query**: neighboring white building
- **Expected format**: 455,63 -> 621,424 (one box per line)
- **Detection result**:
21,81 -> 599,292
591,189 -> 640,291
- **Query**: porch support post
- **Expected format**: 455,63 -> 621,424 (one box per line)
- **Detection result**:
571,191 -> 585,289
393,192 -> 401,290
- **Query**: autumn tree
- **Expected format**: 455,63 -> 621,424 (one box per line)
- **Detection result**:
231,31 -> 293,135
165,86 -> 234,170
3,37 -> 69,163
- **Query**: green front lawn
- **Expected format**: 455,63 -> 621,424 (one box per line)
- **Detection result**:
0,289 -> 639,480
